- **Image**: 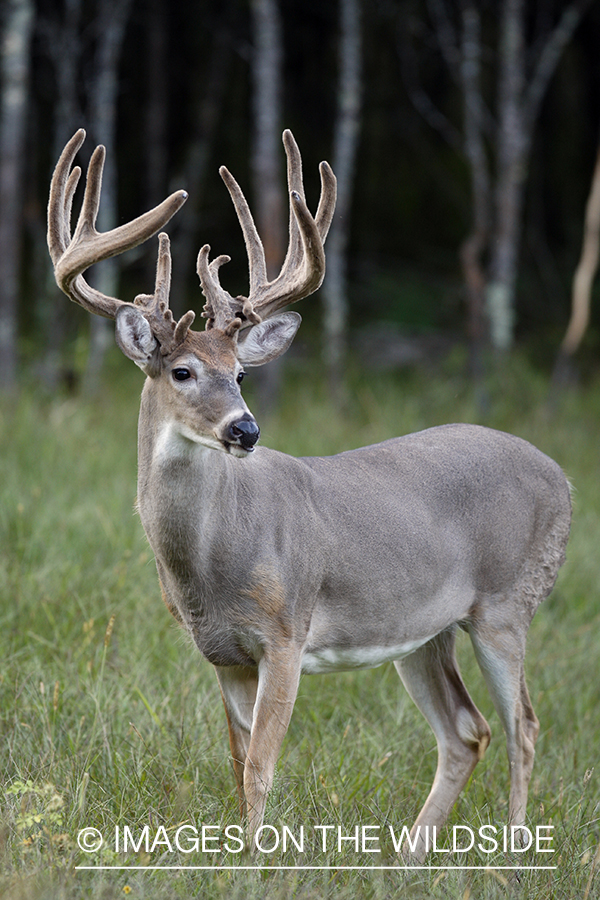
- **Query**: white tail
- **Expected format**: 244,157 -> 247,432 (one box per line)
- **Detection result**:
48,131 -> 571,861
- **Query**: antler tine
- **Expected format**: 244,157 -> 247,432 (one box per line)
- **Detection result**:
315,160 -> 337,241
275,129 -> 305,287
47,128 -> 85,264
199,130 -> 337,334
197,244 -> 261,334
197,245 -> 230,300
134,231 -> 172,312
154,229 -> 172,308
269,129 -> 336,290
62,167 -> 83,251
134,233 -> 196,353
219,167 -> 267,296
257,192 -> 325,309
248,132 -> 337,321
267,133 -> 335,289
48,129 -> 188,319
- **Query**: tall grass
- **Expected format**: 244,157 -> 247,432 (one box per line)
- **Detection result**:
1,349 -> 599,899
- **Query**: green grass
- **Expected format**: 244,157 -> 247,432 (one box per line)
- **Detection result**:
1,349 -> 599,899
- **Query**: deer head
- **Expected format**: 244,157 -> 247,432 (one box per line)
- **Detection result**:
48,129 -> 336,454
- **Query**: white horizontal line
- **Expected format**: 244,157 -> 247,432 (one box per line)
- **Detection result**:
75,865 -> 557,871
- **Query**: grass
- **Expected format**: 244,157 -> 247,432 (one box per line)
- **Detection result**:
1,348 -> 599,899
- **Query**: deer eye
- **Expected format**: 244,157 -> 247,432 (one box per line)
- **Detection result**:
236,371 -> 245,385
172,367 -> 191,381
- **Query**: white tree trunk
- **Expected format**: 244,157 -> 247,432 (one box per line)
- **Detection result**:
458,2 -> 490,376
39,0 -> 84,389
485,0 -> 525,353
323,0 -> 362,393
561,146 -> 600,357
251,0 -> 284,279
171,30 -> 230,316
250,0 -> 284,410
84,0 -> 134,392
418,0 -> 593,355
486,0 -> 593,352
0,0 -> 34,390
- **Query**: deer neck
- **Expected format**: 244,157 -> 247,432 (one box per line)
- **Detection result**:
135,381 -> 240,558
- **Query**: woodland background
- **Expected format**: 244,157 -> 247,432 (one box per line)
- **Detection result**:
1,0 -> 600,393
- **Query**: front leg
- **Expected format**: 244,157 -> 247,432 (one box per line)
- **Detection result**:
215,665 -> 258,817
244,649 -> 302,847
217,649 -> 302,849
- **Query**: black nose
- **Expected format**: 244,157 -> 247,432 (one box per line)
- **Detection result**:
227,415 -> 260,451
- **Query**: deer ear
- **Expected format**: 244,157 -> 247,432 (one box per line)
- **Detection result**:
236,312 -> 301,366
115,306 -> 160,374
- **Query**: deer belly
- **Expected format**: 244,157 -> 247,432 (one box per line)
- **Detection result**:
301,634 -> 435,674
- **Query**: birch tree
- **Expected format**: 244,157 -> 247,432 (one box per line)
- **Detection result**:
403,0 -> 593,353
251,0 -> 284,278
38,0 -> 85,388
554,143 -> 600,382
323,0 -> 362,394
170,27 -> 231,316
250,0 -> 285,408
481,0 -> 591,350
83,0 -> 134,391
458,1 -> 489,376
0,0 -> 34,390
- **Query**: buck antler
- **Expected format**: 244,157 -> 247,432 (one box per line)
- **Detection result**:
198,129 -> 337,335
47,129 -> 194,353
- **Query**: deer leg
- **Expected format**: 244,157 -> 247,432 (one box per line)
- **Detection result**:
394,627 -> 491,863
215,666 -> 259,818
242,649 -> 302,850
468,616 -> 539,831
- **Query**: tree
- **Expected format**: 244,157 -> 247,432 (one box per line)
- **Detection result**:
402,0 -> 593,353
251,0 -> 285,280
0,0 -> 34,390
83,0 -> 134,392
169,25 -> 231,317
250,0 -> 285,409
38,0 -> 85,389
322,0 -> 362,395
457,2 -> 489,379
554,142 -> 600,382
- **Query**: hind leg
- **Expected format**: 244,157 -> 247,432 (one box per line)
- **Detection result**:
468,611 -> 539,829
394,627 -> 491,862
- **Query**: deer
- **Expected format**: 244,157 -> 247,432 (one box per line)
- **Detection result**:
48,129 -> 571,863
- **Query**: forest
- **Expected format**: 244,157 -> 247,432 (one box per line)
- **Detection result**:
1,0 -> 600,392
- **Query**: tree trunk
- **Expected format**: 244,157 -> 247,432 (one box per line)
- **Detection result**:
485,0 -> 525,353
251,0 -> 285,279
39,0 -> 85,390
0,0 -> 34,391
170,29 -> 230,317
144,0 -> 169,287
250,0 -> 284,410
485,0 -> 592,352
458,1 -> 489,378
553,144 -> 600,383
323,0 -> 362,397
84,0 -> 134,393
411,1 -> 592,356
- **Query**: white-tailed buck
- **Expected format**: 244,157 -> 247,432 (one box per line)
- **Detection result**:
49,130 -> 571,861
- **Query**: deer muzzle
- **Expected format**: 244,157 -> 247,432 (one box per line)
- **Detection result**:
225,414 -> 260,453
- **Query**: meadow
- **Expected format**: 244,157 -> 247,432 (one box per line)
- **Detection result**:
1,348 -> 599,899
